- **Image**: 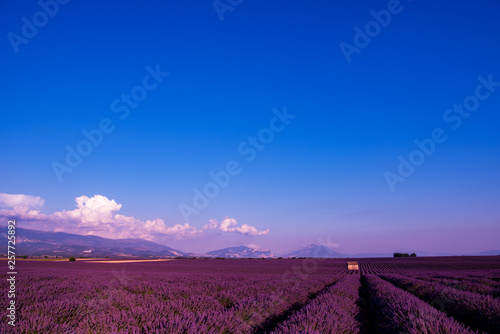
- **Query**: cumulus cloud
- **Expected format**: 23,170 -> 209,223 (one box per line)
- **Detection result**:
0,194 -> 270,242
203,217 -> 270,236
0,194 -> 199,241
0,193 -> 45,209
203,218 -> 219,230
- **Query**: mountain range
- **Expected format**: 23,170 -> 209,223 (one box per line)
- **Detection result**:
2,227 -> 185,257
2,227 -> 498,258
284,244 -> 398,258
207,246 -> 273,258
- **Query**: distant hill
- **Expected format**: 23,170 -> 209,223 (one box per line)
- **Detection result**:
473,250 -> 500,256
207,246 -> 273,258
0,227 -> 185,257
284,245 -> 473,258
3,226 -> 497,259
286,244 -> 349,258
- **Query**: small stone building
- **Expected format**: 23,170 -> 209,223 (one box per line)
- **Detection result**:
347,261 -> 359,270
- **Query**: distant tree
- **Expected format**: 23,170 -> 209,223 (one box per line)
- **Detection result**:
69,257 -> 76,262
410,253 -> 417,257
44,255 -> 48,259
394,253 -> 411,257
22,255 -> 27,259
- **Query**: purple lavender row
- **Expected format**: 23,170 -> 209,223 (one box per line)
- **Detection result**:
407,273 -> 500,298
271,275 -> 361,334
380,274 -> 500,334
0,268 -> 339,333
400,270 -> 500,288
364,275 -> 476,334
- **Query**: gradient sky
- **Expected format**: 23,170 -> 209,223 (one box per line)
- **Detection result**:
1,0 -> 499,255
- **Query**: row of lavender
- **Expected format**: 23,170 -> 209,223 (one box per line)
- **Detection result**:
272,275 -> 362,333
363,275 -> 476,333
360,256 -> 500,274
268,274 -> 482,334
2,257 -> 499,333
380,273 -> 500,333
0,267 -> 341,333
403,271 -> 500,298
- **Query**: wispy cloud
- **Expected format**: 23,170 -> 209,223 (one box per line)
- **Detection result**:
245,243 -> 263,250
0,193 -> 45,209
316,235 -> 341,249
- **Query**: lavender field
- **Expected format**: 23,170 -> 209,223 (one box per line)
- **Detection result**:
1,256 -> 500,333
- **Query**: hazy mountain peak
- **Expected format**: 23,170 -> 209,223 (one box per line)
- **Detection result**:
206,245 -> 273,258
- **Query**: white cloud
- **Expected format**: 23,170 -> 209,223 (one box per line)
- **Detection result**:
202,218 -> 219,230
0,193 -> 45,209
0,194 -> 270,242
0,194 -> 199,241
53,195 -> 202,241
203,217 -> 270,236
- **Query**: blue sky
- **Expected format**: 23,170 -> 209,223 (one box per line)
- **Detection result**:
1,0 -> 499,255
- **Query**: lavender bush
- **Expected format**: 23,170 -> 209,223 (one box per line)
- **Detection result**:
380,273 -> 500,334
0,261 -> 340,333
1,257 -> 499,333
272,275 -> 362,333
364,275 -> 476,334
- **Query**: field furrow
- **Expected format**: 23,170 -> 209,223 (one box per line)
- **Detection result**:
270,275 -> 362,334
364,275 -> 476,334
380,274 -> 500,334
2,257 -> 500,333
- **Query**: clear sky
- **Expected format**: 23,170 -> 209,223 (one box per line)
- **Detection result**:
1,0 -> 499,255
